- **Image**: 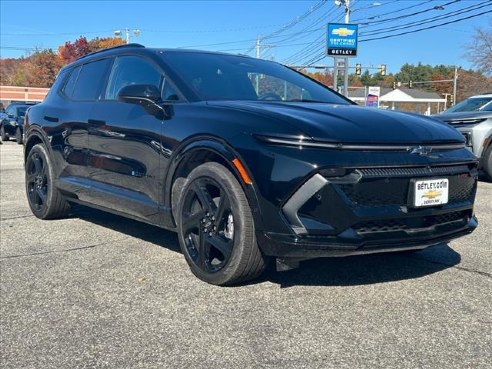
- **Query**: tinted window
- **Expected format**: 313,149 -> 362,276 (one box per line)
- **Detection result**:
72,59 -> 112,101
62,66 -> 81,98
161,51 -> 350,104
106,56 -> 162,100
444,97 -> 492,113
17,107 -> 28,117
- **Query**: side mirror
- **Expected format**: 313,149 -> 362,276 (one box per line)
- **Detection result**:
117,84 -> 165,118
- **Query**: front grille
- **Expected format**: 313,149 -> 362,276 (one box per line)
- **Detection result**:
354,211 -> 469,235
336,171 -> 476,207
357,165 -> 471,178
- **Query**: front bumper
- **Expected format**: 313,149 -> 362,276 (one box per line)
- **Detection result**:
258,163 -> 478,257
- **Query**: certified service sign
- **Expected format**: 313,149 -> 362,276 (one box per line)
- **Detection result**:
327,23 -> 358,57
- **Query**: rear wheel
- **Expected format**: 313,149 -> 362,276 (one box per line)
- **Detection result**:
0,126 -> 8,141
176,162 -> 266,285
15,127 -> 23,144
25,144 -> 70,219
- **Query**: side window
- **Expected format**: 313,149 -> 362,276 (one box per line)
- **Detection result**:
162,81 -> 180,101
62,66 -> 81,98
6,106 -> 14,117
72,58 -> 112,101
105,56 -> 162,100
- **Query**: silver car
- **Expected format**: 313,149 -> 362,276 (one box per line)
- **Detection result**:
433,94 -> 492,180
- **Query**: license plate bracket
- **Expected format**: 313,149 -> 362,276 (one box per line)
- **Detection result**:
409,178 -> 449,208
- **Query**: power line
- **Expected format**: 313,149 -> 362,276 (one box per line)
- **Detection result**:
359,1 -> 492,36
357,0 -> 462,26
359,8 -> 492,42
244,0 -> 327,55
351,0 -> 434,22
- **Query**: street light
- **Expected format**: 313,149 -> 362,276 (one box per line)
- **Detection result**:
114,28 -> 141,44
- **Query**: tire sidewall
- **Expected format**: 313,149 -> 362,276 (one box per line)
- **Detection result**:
1,125 -> 8,141
16,128 -> 23,144
176,163 -> 253,285
483,144 -> 492,181
26,144 -> 56,219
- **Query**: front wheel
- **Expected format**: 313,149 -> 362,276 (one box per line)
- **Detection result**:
25,144 -> 70,219
15,127 -> 23,144
482,144 -> 492,181
176,162 -> 267,285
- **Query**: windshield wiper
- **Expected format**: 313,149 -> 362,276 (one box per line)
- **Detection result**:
283,99 -> 326,103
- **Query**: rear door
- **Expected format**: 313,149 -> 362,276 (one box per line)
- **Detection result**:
44,59 -> 112,184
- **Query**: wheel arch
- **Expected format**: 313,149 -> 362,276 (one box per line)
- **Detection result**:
24,130 -> 48,163
165,136 -> 263,230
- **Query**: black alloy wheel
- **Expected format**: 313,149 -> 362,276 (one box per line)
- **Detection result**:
177,162 -> 266,285
25,144 -> 70,219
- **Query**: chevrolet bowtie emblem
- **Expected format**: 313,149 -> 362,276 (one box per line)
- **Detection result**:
408,145 -> 433,156
421,190 -> 442,199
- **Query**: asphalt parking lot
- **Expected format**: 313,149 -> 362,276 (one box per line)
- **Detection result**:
1,141 -> 491,369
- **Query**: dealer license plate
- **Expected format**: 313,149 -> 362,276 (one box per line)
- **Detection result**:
413,178 -> 449,207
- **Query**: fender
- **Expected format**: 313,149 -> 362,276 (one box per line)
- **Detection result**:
163,135 -> 264,231
23,125 -> 52,163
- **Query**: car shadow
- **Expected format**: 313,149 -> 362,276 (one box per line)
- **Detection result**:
259,244 -> 461,288
70,205 -> 181,253
70,205 -> 461,288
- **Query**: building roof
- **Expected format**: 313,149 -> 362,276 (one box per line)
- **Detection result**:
349,87 -> 445,103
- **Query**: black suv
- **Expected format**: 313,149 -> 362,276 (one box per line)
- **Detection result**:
24,44 -> 478,285
1,102 -> 37,144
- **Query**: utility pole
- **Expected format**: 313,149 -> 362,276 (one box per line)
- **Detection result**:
343,0 -> 350,98
453,66 -> 458,106
114,28 -> 141,44
332,0 -> 351,96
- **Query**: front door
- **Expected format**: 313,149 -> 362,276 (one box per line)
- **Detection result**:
86,55 -> 165,223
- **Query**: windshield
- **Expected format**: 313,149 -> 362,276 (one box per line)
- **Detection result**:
161,51 -> 350,104
17,107 -> 28,117
444,97 -> 492,113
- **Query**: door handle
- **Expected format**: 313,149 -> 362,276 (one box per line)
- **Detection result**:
88,119 -> 106,126
44,116 -> 59,123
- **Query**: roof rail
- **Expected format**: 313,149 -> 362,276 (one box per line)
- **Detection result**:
76,43 -> 145,61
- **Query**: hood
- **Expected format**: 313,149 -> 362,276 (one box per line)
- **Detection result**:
432,110 -> 492,124
207,101 -> 464,145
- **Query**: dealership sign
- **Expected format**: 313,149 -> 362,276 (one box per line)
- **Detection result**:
327,23 -> 358,57
366,86 -> 380,108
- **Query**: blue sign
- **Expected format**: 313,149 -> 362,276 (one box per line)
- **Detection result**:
327,23 -> 358,57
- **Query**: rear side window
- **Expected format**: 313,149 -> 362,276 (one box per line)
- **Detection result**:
72,58 -> 112,101
62,66 -> 81,98
105,56 -> 162,100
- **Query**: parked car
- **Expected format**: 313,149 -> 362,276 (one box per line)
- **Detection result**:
442,93 -> 492,113
433,94 -> 492,180
0,102 -> 37,144
23,44 -> 478,285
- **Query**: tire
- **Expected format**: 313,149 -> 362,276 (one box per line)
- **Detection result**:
25,144 -> 70,219
176,162 -> 267,285
482,144 -> 492,182
0,125 -> 8,141
15,127 -> 23,144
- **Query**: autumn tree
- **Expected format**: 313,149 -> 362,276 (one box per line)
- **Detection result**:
467,20 -> 492,75
24,50 -> 60,87
57,37 -> 91,65
0,58 -> 21,85
88,37 -> 126,52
